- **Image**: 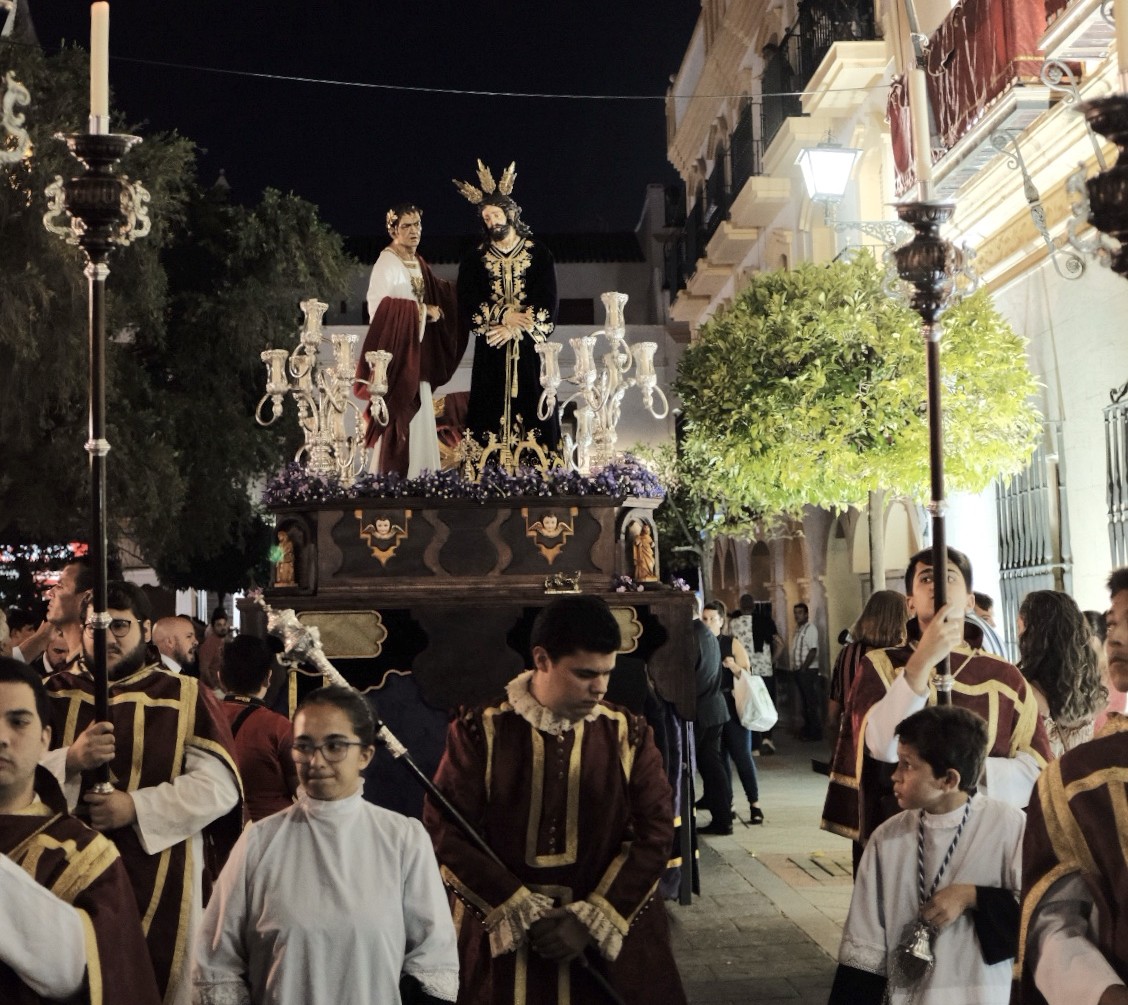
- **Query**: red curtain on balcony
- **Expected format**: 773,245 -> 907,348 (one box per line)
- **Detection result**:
888,75 -> 914,191
887,0 -> 1047,195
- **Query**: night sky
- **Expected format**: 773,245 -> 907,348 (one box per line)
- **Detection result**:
25,1 -> 699,238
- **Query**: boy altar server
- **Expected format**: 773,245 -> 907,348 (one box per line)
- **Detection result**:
829,706 -> 1024,1005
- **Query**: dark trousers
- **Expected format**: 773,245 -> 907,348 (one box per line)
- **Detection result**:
695,722 -> 732,826
794,669 -> 824,740
721,714 -> 759,804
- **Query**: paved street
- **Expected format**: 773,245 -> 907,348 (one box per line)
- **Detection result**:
668,723 -> 853,1004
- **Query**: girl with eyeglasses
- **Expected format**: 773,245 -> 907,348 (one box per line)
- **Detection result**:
192,685 -> 459,1004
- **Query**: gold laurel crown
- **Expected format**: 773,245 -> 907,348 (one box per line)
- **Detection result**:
452,159 -> 517,205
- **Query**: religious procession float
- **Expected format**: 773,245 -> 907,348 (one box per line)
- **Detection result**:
243,285 -> 695,815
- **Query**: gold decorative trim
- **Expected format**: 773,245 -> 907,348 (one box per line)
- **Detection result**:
167,835 -> 194,1005
140,849 -> 170,936
483,706 -> 503,802
78,908 -> 103,1005
1016,859 -> 1079,975
525,725 -> 582,868
1045,761 -> 1098,876
590,705 -> 635,778
440,864 -> 494,919
608,607 -> 643,655
64,697 -> 82,750
356,509 -> 412,566
46,833 -> 117,903
189,737 -> 244,802
130,701 -> 147,790
295,609 -> 388,660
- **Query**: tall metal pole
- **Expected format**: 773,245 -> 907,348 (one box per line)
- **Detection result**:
44,132 -> 149,785
893,201 -> 966,703
87,257 -> 112,746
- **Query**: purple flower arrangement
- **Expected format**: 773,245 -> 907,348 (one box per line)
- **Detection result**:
611,574 -> 646,593
262,455 -> 665,508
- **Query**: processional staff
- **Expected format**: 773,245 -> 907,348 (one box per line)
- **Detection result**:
892,3 -> 967,704
42,1 -> 151,778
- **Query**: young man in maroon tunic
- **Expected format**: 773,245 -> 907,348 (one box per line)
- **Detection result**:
0,658 -> 161,1005
1018,568 -> 1128,1005
218,634 -> 298,822
823,547 -> 1051,848
424,594 -> 686,1005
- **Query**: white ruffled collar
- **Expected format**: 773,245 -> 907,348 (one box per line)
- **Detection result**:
506,670 -> 599,735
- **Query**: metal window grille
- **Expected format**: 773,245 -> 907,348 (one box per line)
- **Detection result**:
703,143 -> 728,243
996,421 -> 1071,657
1106,385 -> 1128,567
730,100 -> 762,193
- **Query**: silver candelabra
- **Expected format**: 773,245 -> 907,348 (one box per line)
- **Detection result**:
256,298 -> 391,487
535,292 -> 669,475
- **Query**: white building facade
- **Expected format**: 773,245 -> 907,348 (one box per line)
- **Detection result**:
664,0 -> 1128,663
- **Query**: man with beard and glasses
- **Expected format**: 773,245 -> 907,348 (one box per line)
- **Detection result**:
42,581 -> 241,1005
152,615 -> 199,676
453,161 -> 560,451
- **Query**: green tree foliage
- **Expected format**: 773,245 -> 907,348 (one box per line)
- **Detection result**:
674,253 -> 1041,519
0,42 -> 354,593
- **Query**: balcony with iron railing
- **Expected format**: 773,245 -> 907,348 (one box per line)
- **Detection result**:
1041,0 -> 1115,61
666,0 -> 880,326
761,0 -> 877,148
888,0 -> 1052,198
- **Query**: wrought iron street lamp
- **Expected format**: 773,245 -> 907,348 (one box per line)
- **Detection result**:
797,141 -> 913,246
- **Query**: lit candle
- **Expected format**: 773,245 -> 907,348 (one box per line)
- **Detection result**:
90,2 -> 110,128
908,67 -> 933,190
1119,2 -> 1128,85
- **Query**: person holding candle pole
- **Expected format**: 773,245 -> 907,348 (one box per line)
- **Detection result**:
43,582 -> 241,1005
822,547 -> 1051,848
